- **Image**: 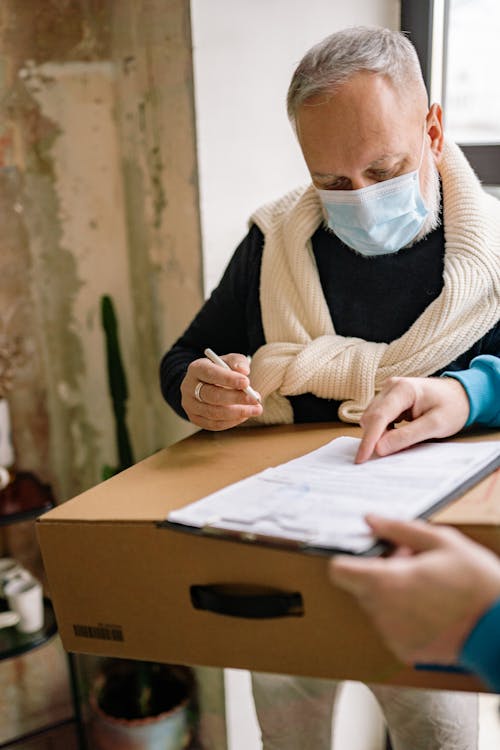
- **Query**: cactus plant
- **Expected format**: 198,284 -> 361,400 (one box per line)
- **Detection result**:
100,295 -> 134,479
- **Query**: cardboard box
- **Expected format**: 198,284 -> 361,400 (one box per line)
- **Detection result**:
37,423 -> 500,691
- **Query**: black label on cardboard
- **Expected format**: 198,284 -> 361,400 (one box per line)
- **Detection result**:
73,623 -> 124,641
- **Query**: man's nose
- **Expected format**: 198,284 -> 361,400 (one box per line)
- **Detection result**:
350,176 -> 377,191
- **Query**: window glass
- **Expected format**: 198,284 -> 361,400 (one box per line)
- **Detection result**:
444,0 -> 500,142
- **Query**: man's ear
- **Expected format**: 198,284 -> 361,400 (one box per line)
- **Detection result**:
426,103 -> 444,164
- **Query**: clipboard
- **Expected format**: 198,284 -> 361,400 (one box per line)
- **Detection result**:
158,438 -> 500,558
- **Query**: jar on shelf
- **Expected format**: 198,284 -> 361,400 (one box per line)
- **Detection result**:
0,398 -> 14,483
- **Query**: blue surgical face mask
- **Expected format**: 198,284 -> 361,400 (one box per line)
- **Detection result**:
316,129 -> 429,257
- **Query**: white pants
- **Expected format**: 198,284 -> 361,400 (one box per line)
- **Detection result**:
251,674 -> 478,750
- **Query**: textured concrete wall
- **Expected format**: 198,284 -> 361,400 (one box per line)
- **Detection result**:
0,0 -> 203,503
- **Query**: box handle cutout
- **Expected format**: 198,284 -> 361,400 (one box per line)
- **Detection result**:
190,584 -> 304,619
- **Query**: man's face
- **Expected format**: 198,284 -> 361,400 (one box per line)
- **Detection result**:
296,71 -> 434,194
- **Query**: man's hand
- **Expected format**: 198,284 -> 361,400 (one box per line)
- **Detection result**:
356,376 -> 470,463
180,352 -> 263,431
329,515 -> 500,665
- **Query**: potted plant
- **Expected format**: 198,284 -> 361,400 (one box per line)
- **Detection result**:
100,294 -> 134,480
89,658 -> 197,750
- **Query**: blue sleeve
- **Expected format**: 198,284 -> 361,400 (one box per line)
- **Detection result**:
459,598 -> 500,692
442,355 -> 500,428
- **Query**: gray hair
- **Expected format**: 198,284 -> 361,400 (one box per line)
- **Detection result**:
287,26 -> 426,124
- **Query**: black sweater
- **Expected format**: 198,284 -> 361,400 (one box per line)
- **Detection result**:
160,222 -> 500,423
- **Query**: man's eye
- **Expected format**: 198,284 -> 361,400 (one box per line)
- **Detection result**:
324,179 -> 350,190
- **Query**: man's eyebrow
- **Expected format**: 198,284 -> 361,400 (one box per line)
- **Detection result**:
312,172 -> 342,180
366,153 -> 407,168
313,153 -> 408,180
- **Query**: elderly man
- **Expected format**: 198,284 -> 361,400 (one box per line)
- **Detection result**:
161,26 -> 500,750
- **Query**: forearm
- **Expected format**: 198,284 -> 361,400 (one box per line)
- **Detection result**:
159,347 -> 194,420
459,597 -> 500,692
443,355 -> 500,427
159,226 -> 263,420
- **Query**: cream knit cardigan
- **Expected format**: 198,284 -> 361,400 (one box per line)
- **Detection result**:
248,141 -> 500,425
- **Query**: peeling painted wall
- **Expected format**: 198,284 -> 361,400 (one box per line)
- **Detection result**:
0,0 -> 204,740
0,0 -> 203,503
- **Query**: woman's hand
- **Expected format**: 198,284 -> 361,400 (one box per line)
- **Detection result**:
330,515 -> 500,664
356,376 -> 470,463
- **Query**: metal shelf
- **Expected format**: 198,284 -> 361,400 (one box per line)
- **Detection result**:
0,474 -> 86,749
0,597 -> 57,661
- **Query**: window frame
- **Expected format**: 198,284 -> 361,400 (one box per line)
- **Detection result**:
400,0 -> 500,185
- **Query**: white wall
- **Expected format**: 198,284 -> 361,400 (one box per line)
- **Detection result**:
191,0 -> 400,294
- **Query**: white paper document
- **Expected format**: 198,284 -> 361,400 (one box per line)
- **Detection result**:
167,437 -> 500,554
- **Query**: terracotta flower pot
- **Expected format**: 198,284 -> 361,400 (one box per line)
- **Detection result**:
89,662 -> 195,750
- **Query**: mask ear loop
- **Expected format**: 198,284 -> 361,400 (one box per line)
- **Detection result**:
414,122 -> 431,214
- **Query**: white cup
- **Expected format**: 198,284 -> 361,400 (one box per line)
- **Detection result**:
4,576 -> 44,633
